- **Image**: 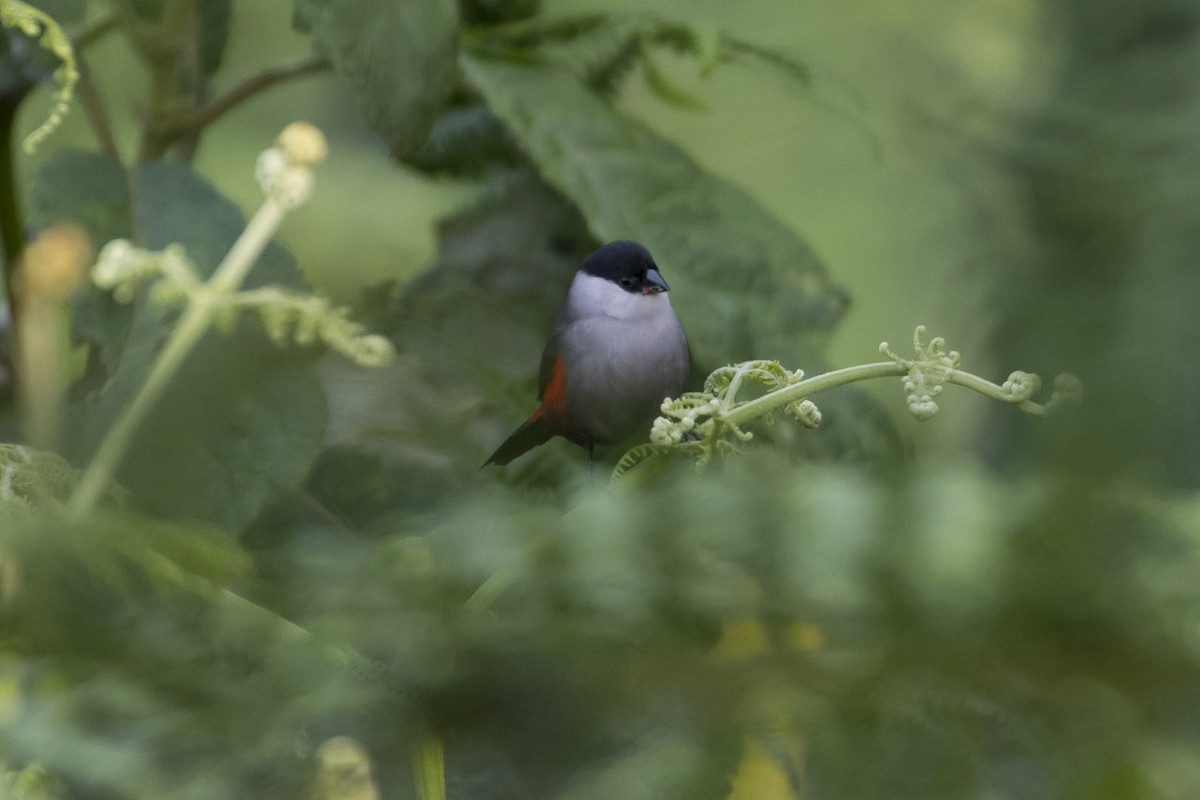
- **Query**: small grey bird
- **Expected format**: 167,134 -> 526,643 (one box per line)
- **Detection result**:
484,241 -> 689,467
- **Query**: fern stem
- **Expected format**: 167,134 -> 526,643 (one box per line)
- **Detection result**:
66,196 -> 288,517
719,361 -> 907,427
947,370 -> 1051,415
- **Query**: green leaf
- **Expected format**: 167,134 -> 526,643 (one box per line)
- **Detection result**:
127,0 -> 165,19
3,509 -> 249,600
460,55 -> 848,368
27,0 -> 87,26
74,326 -> 327,531
405,102 -> 524,177
638,41 -> 706,110
198,0 -> 234,76
555,733 -> 725,800
26,150 -> 134,377
32,157 -> 329,531
294,0 -> 459,157
466,14 -> 811,97
26,151 -> 131,245
0,22 -> 66,100
459,0 -> 541,27
0,443 -> 88,509
134,162 -> 301,288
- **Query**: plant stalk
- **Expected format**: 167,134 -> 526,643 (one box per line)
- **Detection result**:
719,361 -> 906,427
66,195 -> 287,517
413,733 -> 447,800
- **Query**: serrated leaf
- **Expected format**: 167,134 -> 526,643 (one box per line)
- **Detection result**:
0,443 -> 85,509
36,159 -> 329,531
294,0 -> 459,157
460,55 -> 848,368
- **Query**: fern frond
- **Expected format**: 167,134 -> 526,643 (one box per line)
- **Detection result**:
0,444 -> 124,511
611,443 -> 667,480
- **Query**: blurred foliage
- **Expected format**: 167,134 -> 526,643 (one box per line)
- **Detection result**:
0,1 -> 1195,799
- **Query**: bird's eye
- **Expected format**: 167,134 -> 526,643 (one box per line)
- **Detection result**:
618,276 -> 636,289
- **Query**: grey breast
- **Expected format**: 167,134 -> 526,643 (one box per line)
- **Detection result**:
560,312 -> 688,443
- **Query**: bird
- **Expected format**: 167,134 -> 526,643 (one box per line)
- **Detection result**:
484,241 -> 689,469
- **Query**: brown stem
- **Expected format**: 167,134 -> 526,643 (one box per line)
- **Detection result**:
74,56 -> 121,158
178,56 -> 332,134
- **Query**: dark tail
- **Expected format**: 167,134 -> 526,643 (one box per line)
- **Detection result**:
483,414 -> 556,466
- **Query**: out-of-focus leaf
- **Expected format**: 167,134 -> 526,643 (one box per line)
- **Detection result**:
3,510 -> 248,603
0,514 -> 347,800
405,103 -> 524,177
0,21 -> 63,98
26,151 -> 131,246
127,0 -> 164,19
28,0 -> 87,26
466,13 -> 811,98
35,160 -> 329,531
198,0 -> 234,75
79,329 -> 327,531
293,0 -> 459,157
460,55 -> 848,368
458,0 -> 540,25
639,42 -> 707,109
554,733 -> 721,800
26,150 -> 134,379
0,444 -> 84,509
459,0 -> 541,27
133,162 -> 302,289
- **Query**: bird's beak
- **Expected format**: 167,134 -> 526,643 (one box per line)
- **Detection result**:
642,268 -> 669,294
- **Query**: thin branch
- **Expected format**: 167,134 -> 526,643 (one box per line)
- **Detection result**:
298,489 -> 359,540
74,56 -> 120,158
177,55 -> 332,134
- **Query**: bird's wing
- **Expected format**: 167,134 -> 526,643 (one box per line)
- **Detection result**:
536,325 -> 564,401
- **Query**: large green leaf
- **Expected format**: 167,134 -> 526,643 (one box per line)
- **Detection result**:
28,152 -> 328,531
26,151 -> 135,377
26,151 -> 131,245
460,55 -> 849,368
294,0 -> 459,157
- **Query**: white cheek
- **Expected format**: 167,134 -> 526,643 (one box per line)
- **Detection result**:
568,273 -> 671,321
